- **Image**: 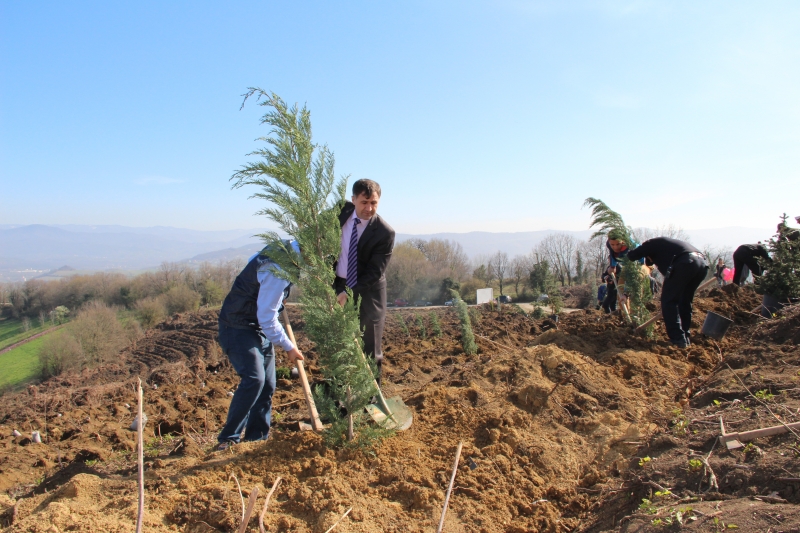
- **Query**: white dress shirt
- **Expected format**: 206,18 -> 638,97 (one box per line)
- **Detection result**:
336,209 -> 370,279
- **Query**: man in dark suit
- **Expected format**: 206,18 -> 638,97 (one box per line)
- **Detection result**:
334,179 -> 395,382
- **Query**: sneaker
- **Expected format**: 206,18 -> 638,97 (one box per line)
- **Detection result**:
216,440 -> 236,451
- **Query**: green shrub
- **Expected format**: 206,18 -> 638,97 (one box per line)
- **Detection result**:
38,330 -> 82,378
134,297 -> 166,328
162,285 -> 201,315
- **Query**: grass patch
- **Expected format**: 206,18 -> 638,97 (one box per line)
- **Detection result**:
0,334 -> 48,391
0,317 -> 52,351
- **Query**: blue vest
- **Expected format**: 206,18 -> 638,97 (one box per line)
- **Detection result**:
218,247 -> 291,331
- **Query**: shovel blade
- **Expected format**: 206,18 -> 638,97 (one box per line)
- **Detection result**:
365,396 -> 413,431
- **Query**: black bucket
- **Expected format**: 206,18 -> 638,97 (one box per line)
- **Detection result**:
761,293 -> 785,318
701,311 -> 733,341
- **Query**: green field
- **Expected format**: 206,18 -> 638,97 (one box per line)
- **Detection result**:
0,334 -> 47,391
0,317 -> 51,351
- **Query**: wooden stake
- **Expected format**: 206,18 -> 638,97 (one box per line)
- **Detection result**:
437,441 -> 463,533
136,378 -> 145,533
347,386 -> 354,442
282,309 -> 323,432
237,486 -> 259,533
258,477 -> 282,533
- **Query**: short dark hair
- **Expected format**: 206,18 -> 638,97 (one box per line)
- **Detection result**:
352,179 -> 381,199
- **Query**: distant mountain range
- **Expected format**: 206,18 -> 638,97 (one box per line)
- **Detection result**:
0,223 -> 777,282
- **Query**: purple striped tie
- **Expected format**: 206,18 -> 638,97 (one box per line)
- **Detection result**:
346,218 -> 361,288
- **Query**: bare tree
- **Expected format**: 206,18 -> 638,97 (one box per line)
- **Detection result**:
423,239 -> 470,281
488,252 -> 510,295
579,236 -> 609,283
632,224 -> 690,244
537,233 -> 578,286
510,255 -> 532,296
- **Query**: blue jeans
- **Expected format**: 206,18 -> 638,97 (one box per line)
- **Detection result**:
217,323 -> 276,443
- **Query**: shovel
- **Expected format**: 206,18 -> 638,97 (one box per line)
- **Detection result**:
357,342 -> 413,431
281,309 -> 323,432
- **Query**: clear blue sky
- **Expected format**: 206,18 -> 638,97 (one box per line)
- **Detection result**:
2,1 -> 799,234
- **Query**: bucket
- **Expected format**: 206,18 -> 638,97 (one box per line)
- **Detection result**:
701,311 -> 733,341
761,293 -> 785,318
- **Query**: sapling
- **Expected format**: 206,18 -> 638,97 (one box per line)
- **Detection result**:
396,315 -> 409,337
429,312 -> 442,337
231,90 -> 387,448
414,313 -> 427,340
584,198 -> 653,328
450,290 -> 477,355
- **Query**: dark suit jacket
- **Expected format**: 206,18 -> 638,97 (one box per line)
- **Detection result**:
333,201 -> 395,297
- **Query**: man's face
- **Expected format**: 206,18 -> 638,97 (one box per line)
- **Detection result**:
352,192 -> 380,220
608,239 -> 627,253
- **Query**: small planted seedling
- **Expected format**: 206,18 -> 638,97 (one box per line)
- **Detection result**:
429,312 -> 442,338
414,314 -> 427,340
754,389 -> 774,401
397,315 -> 410,336
687,458 -> 703,472
638,498 -> 657,514
638,456 -> 652,467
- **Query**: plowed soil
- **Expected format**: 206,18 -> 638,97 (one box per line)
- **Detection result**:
2,285 -> 799,532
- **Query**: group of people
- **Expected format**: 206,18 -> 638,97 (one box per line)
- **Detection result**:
215,183 -> 799,446
215,180 -> 394,449
596,215 -> 800,349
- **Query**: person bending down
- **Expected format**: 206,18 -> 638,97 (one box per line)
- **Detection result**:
627,237 -> 709,348
216,240 -> 304,450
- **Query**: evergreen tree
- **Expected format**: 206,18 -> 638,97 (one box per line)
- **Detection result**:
450,290 -> 477,355
756,215 -> 800,301
231,89 -> 387,447
584,198 -> 653,327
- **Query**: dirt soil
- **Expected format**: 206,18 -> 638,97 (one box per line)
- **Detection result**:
2,284 -> 800,532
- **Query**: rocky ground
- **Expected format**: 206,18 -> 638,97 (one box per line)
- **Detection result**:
1,284 -> 799,532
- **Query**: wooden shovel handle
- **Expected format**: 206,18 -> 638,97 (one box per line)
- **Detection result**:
281,308 -> 323,432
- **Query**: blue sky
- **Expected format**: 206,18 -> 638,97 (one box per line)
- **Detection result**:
2,1 -> 799,234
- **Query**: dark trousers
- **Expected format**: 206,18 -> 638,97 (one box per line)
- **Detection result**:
660,255 -> 709,346
732,248 -> 763,286
337,276 -> 387,383
602,284 -> 617,313
217,323 -> 276,443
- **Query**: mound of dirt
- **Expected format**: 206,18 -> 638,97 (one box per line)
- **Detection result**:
1,288 -> 798,532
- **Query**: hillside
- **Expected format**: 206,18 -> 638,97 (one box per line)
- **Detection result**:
1,287 -> 799,532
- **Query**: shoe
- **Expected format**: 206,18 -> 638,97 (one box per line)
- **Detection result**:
673,341 -> 689,349
216,440 -> 236,451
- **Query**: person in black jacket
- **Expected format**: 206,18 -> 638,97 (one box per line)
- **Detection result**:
627,237 -> 709,348
334,179 -> 395,382
732,243 -> 770,286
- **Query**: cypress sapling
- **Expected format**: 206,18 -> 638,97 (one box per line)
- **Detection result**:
450,290 -> 477,355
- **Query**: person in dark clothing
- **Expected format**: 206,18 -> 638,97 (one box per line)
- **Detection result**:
334,179 -> 395,383
596,283 -> 607,310
732,244 -> 770,286
714,258 -> 727,287
601,267 -> 618,314
216,240 -> 304,449
627,237 -> 709,348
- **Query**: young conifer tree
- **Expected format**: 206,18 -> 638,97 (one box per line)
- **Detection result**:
231,89 -> 387,447
755,214 -> 800,302
583,198 -> 653,329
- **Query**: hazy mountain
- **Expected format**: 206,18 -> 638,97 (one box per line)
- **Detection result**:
0,224 -> 263,272
0,223 -> 780,282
